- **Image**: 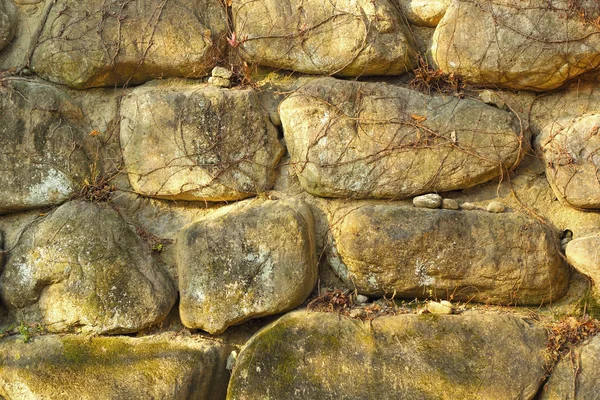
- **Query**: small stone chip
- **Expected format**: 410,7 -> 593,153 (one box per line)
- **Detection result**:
354,294 -> 369,304
211,66 -> 233,79
487,200 -> 505,213
427,300 -> 454,314
442,198 -> 459,210
208,76 -> 231,88
461,202 -> 478,211
413,193 -> 442,209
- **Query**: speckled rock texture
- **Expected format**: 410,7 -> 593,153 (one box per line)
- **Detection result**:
228,311 -> 548,399
30,0 -> 228,88
0,78 -> 90,213
177,199 -> 317,334
327,205 -> 569,305
120,80 -> 285,202
0,333 -> 232,400
0,201 -> 176,334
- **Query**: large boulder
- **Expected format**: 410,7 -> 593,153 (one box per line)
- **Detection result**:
539,114 -> 600,209
228,311 -> 548,399
396,0 -> 450,27
30,0 -> 228,88
432,0 -> 600,91
232,0 -> 416,76
280,78 -> 525,199
540,334 -> 600,399
327,205 -> 569,305
120,81 -> 285,202
0,0 -> 17,52
0,78 -> 90,213
0,333 -> 231,400
0,201 -> 176,334
177,199 -> 317,334
566,237 -> 600,293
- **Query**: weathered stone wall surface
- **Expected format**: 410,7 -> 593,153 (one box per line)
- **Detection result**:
2,0 -> 600,399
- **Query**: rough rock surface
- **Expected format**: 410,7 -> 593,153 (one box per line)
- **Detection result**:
232,0 -> 416,76
30,0 -> 228,88
0,78 -> 90,213
396,0 -> 450,27
281,78 -> 525,199
0,0 -> 17,52
0,201 -> 176,334
0,334 -> 231,400
177,199 -> 317,334
228,311 -> 548,399
120,80 -> 285,202
432,0 -> 600,91
540,334 -> 600,399
566,237 -> 600,291
327,205 -> 569,304
539,114 -> 600,208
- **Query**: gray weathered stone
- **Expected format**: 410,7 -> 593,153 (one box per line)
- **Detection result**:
233,0 -> 417,76
413,193 -> 442,209
0,201 -> 176,334
413,193 -> 442,208
0,78 -> 91,213
120,80 -> 284,202
539,114 -> 600,209
281,78 -> 525,199
0,334 -> 231,400
432,0 -> 600,91
177,199 -> 318,334
0,0 -> 17,52
540,334 -> 600,399
327,204 -> 569,304
228,311 -> 548,399
30,0 -> 228,88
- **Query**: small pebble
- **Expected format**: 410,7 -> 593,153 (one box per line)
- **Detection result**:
413,193 -> 442,209
461,202 -> 478,211
226,350 -> 238,371
442,198 -> 459,210
478,89 -> 506,110
354,294 -> 369,304
208,76 -> 231,88
211,66 -> 233,79
427,300 -> 454,315
486,200 -> 505,213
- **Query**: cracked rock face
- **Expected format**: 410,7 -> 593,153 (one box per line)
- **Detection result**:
232,0 -> 417,76
539,114 -> 600,209
120,81 -> 285,202
281,78 -> 525,199
0,200 -> 176,334
432,0 -> 600,91
0,78 -> 91,213
228,311 -> 548,399
30,0 -> 227,88
177,199 -> 317,334
326,204 -> 569,305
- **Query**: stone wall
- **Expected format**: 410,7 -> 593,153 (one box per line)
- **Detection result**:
2,0 -> 600,398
